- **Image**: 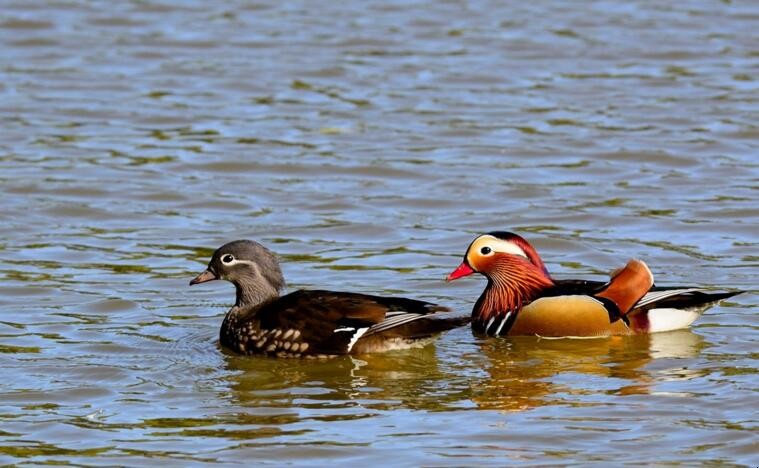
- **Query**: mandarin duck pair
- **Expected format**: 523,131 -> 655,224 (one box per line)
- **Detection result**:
190,232 -> 743,358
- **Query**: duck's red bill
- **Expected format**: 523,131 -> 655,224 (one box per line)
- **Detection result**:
190,269 -> 217,285
446,262 -> 474,281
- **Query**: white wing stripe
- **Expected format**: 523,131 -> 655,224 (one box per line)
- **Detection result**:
384,311 -> 412,317
636,288 -> 703,307
367,313 -> 428,334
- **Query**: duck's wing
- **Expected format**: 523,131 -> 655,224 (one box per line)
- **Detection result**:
489,261 -> 650,337
551,281 -> 742,309
505,260 -> 651,337
256,290 -> 466,356
548,280 -> 744,333
546,279 -> 608,296
546,260 -> 654,316
625,287 -> 744,333
634,287 -> 742,310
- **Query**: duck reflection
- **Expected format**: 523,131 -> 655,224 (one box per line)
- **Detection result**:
223,342 -> 472,417
222,329 -> 706,418
470,329 -> 706,412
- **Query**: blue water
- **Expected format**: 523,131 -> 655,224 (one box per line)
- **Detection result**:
0,0 -> 757,465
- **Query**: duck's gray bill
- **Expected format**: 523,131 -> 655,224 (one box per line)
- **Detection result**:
190,269 -> 217,286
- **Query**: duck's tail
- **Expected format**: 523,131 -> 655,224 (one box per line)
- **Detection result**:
628,288 -> 744,333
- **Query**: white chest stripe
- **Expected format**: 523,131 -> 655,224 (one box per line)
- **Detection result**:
495,312 -> 511,335
486,316 -> 496,333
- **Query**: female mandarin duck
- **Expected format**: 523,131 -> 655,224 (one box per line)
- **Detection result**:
446,231 -> 743,337
190,240 -> 468,357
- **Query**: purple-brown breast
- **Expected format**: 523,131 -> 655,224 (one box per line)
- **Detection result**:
473,254 -> 555,322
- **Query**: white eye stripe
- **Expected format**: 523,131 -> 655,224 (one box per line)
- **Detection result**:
474,236 -> 528,258
492,241 -> 528,258
223,258 -> 259,267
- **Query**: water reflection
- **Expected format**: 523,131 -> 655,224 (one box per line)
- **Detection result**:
225,344 -> 471,415
224,330 -> 706,419
471,330 -> 706,412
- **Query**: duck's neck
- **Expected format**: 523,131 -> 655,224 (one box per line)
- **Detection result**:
234,277 -> 280,309
220,279 -> 281,348
474,258 -> 554,329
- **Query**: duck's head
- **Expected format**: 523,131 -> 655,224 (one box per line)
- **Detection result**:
446,231 -> 554,327
190,240 -> 285,307
446,231 -> 550,282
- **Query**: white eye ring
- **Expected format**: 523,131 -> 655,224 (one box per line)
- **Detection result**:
221,254 -> 235,264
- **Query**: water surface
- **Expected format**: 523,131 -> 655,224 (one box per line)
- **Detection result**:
1,0 -> 757,465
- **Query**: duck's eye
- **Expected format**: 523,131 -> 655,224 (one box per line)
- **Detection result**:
480,246 -> 492,255
222,254 -> 234,264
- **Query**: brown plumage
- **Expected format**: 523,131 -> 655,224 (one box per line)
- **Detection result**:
190,240 -> 468,357
447,231 -> 743,337
594,259 -> 654,316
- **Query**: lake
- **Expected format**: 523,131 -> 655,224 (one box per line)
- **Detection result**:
0,0 -> 757,465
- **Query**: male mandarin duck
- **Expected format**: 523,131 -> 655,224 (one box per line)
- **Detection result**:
446,231 -> 743,337
190,240 -> 468,357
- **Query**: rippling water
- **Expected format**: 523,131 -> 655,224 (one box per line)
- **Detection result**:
1,0 -> 757,465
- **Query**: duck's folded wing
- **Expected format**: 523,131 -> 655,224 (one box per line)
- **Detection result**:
626,287 -> 743,333
344,293 -> 469,352
543,279 -> 608,296
551,281 -> 742,312
257,290 -> 462,355
633,287 -> 741,310
548,280 -> 743,333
